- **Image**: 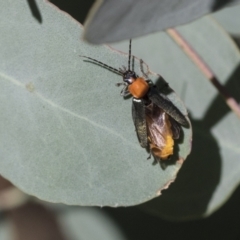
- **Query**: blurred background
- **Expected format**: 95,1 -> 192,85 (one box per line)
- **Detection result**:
1,174 -> 240,239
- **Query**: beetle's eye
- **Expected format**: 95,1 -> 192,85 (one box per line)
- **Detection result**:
123,71 -> 137,84
123,75 -> 134,84
125,78 -> 133,84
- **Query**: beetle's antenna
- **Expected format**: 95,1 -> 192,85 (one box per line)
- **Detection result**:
128,39 -> 132,71
80,56 -> 123,75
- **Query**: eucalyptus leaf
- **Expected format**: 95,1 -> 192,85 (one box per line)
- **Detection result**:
83,0 -> 240,44
0,0 -> 191,206
111,16 -> 240,219
213,4 -> 240,36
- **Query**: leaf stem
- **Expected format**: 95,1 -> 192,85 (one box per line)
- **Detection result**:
167,28 -> 240,119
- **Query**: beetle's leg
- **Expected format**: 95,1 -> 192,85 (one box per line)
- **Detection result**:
120,85 -> 131,97
146,79 -> 154,86
140,59 -> 149,79
115,82 -> 124,87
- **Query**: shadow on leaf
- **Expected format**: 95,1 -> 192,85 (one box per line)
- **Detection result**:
26,0 -> 42,23
139,63 -> 240,220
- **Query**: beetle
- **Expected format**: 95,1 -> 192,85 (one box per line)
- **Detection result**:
80,40 -> 189,166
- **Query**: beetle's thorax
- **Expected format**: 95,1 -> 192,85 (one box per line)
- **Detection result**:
125,74 -> 149,99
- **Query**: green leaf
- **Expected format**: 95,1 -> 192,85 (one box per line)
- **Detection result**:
111,16 -> 240,219
0,1 -> 191,206
213,4 -> 240,36
83,0 -> 240,43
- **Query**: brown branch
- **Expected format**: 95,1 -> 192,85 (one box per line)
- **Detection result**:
167,28 -> 240,119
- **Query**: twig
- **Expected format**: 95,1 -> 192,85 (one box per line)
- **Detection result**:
167,28 -> 240,119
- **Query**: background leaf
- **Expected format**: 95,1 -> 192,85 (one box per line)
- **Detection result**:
0,0 -> 191,206
214,4 -> 240,36
83,0 -> 240,43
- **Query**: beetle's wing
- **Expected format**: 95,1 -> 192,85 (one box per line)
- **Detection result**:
145,105 -> 167,149
132,98 -> 148,148
147,86 -> 189,127
169,117 -> 181,139
145,103 -> 174,160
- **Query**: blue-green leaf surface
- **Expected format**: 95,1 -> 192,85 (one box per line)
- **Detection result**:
214,4 -> 240,36
0,0 -> 191,206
